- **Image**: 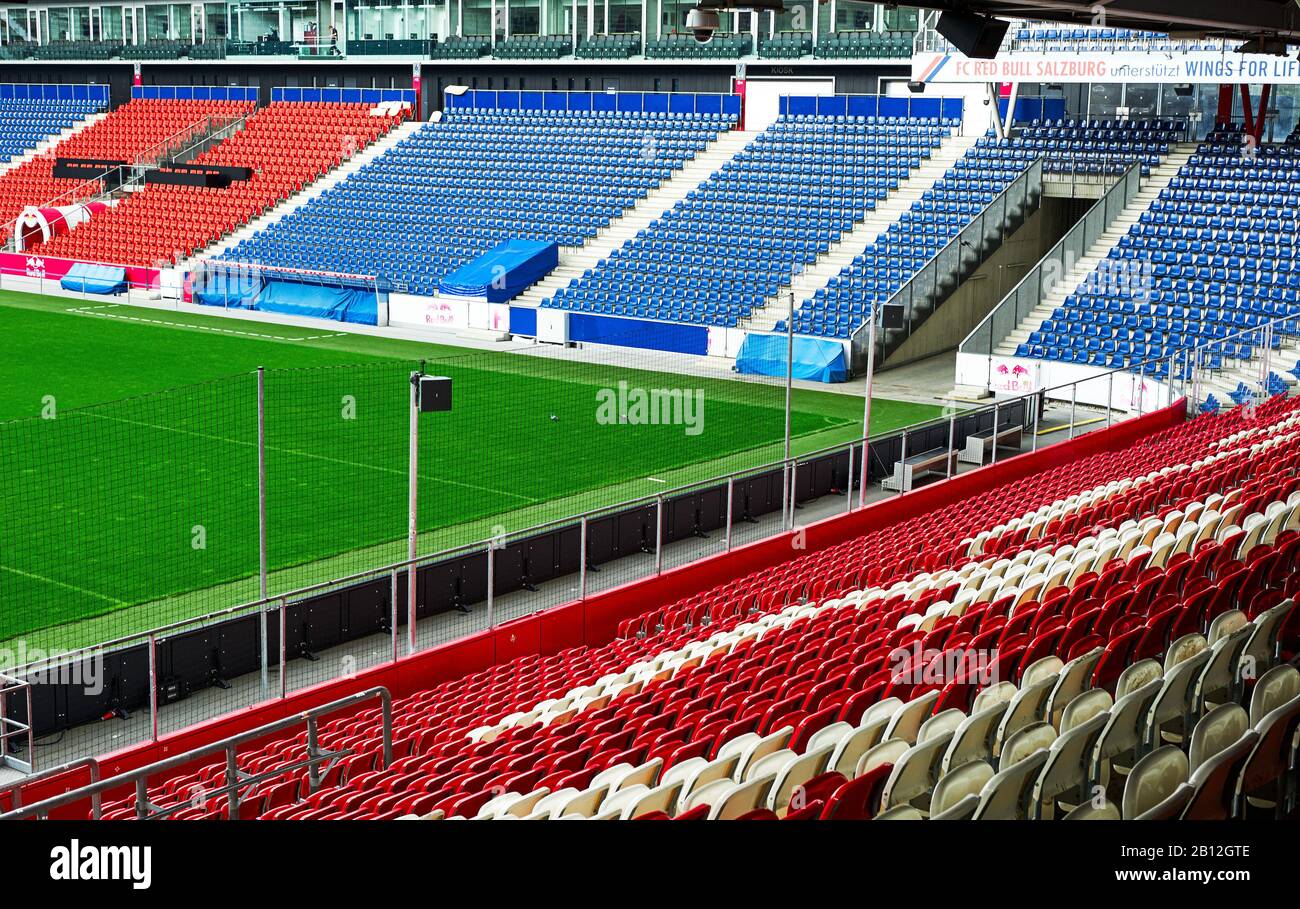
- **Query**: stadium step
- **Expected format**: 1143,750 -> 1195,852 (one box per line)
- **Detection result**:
993,143 -> 1197,357
0,110 -> 107,180
741,133 -> 982,333
180,118 -> 426,270
507,129 -> 758,309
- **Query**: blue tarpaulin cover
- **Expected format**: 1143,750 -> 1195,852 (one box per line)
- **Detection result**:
60,263 -> 127,295
735,333 -> 849,384
254,280 -> 378,325
438,239 -> 559,303
193,271 -> 260,308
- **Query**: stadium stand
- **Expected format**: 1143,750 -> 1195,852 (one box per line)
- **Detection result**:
993,118 -> 1187,177
542,114 -> 956,329
1011,124 -> 1300,381
83,392 -> 1300,820
0,98 -> 102,163
0,98 -> 253,246
493,35 -> 573,59
428,36 -> 491,59
816,30 -> 914,59
758,32 -> 813,59
224,108 -> 734,295
576,34 -> 641,59
1011,25 -> 1230,53
771,136 -> 1025,339
646,34 -> 750,59
33,102 -> 406,267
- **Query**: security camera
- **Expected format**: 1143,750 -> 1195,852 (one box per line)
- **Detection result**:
686,8 -> 720,44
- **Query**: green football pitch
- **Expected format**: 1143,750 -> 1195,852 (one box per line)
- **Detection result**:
0,290 -> 946,652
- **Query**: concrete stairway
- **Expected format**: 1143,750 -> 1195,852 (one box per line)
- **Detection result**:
1196,337 -> 1300,405
993,144 -> 1197,357
0,111 -> 109,179
182,118 -> 425,267
507,129 -> 756,309
744,133 -> 981,333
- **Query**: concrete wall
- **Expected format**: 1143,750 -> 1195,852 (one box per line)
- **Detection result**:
883,196 -> 1090,370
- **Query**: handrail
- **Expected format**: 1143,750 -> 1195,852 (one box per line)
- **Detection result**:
847,156 -> 1043,371
30,112 -> 250,217
0,334 -> 1220,780
3,331 -> 1197,686
0,687 -> 392,820
0,756 -> 100,816
958,160 -> 1143,372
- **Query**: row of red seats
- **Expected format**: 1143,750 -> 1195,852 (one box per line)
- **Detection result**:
0,100 -> 252,246
235,436 -> 1299,820
85,397 -> 1300,819
36,102 -> 405,267
618,396 -> 1300,639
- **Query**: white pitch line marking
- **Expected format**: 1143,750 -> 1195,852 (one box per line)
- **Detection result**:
65,305 -> 347,342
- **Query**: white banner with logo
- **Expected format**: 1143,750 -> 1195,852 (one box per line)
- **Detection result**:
388,293 -> 467,330
914,51 -> 1300,85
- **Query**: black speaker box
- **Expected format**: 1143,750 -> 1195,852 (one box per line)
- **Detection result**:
936,11 -> 1009,59
418,375 -> 452,412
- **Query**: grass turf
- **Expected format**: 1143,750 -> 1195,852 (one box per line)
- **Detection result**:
0,290 -> 946,651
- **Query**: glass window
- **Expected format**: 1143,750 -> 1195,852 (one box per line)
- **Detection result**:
836,0 -> 875,32
1087,83 -> 1122,119
509,0 -> 540,36
172,3 -> 192,40
230,2 -> 281,44
882,5 -> 916,30
145,3 -> 170,40
49,7 -> 72,42
205,2 -> 228,40
102,7 -> 125,41
1124,84 -> 1159,117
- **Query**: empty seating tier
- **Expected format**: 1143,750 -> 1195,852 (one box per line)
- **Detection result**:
776,137 -> 1023,339
1015,125 -> 1300,378
0,98 -> 253,247
89,393 -> 1300,819
34,102 -> 405,267
543,114 -> 952,328
0,99 -> 101,163
995,118 -> 1186,177
225,109 -> 732,295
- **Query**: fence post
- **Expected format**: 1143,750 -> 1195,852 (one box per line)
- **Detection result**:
1106,371 -> 1114,428
485,540 -> 495,629
390,569 -> 399,662
845,442 -> 856,510
898,431 -> 908,495
725,476 -> 734,551
991,402 -> 1000,464
654,495 -> 664,575
278,598 -> 287,699
1069,383 -> 1077,440
946,414 -> 955,478
148,633 -> 158,742
1031,392 -> 1040,451
256,367 -> 269,697
407,370 -> 419,656
579,515 -> 588,599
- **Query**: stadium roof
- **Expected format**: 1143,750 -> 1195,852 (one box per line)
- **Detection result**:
909,1 -> 1300,43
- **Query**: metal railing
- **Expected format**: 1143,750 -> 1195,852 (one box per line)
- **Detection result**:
848,158 -> 1043,373
1,687 -> 392,820
0,345 -> 1202,776
18,111 -> 250,227
959,161 -> 1143,386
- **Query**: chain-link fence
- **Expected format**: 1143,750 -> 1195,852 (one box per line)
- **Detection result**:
1,326 -> 895,764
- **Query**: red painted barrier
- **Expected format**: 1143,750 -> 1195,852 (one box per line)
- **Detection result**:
0,250 -> 161,289
15,401 -> 1186,814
